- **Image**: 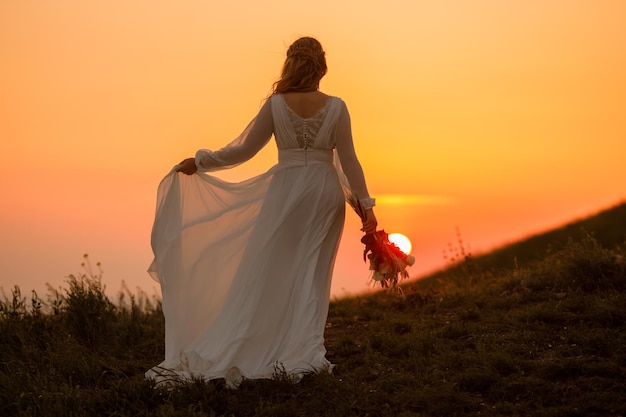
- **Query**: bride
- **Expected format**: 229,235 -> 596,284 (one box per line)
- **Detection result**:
146,37 -> 377,387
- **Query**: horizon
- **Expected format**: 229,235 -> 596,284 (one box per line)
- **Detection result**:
1,198 -> 622,301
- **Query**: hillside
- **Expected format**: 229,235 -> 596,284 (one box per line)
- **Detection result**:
415,201 -> 626,289
477,201 -> 626,265
1,202 -> 625,416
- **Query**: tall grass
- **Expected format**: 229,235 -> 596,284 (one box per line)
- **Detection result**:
1,204 -> 625,416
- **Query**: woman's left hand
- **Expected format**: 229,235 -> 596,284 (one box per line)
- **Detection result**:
361,208 -> 378,235
176,158 -> 198,175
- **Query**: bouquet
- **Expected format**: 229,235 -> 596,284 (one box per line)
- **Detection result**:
348,194 -> 415,294
361,230 -> 415,293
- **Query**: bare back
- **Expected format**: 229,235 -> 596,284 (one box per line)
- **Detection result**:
281,91 -> 330,119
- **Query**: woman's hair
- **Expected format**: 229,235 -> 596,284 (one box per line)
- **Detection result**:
272,37 -> 327,95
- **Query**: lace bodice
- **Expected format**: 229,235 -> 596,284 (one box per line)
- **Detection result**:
270,94 -> 341,152
281,96 -> 330,150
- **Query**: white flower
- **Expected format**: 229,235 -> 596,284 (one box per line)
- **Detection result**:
372,271 -> 385,282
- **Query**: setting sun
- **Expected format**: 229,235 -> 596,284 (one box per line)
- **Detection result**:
388,233 -> 412,255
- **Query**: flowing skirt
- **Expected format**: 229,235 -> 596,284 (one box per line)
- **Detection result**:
146,153 -> 345,386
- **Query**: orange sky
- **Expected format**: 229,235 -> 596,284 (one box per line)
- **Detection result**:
1,1 -> 625,299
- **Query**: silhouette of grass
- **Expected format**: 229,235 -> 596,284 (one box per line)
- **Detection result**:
1,203 -> 625,416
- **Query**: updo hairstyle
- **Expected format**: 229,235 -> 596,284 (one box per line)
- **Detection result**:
272,37 -> 327,95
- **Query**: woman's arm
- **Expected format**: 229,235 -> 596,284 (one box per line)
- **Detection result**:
335,100 -> 378,234
177,99 -> 274,174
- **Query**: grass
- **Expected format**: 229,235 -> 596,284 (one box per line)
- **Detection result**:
1,202 -> 625,416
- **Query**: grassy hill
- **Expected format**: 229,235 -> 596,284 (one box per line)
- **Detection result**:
482,201 -> 626,264
417,201 -> 626,289
1,202 -> 625,416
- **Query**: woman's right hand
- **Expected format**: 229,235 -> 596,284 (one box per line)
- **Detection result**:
361,209 -> 378,234
176,158 -> 198,175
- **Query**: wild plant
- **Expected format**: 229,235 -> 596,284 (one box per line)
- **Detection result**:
442,226 -> 479,287
62,254 -> 117,346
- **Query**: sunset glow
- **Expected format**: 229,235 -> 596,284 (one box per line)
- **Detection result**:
1,1 -> 624,299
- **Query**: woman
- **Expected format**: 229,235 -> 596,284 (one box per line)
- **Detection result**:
146,37 -> 377,387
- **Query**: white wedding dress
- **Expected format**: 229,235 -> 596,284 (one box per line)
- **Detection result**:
146,94 -> 371,387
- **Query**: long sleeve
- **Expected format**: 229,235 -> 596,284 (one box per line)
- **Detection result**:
195,99 -> 274,172
335,100 -> 374,208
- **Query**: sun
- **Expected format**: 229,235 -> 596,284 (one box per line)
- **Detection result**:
388,233 -> 412,255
